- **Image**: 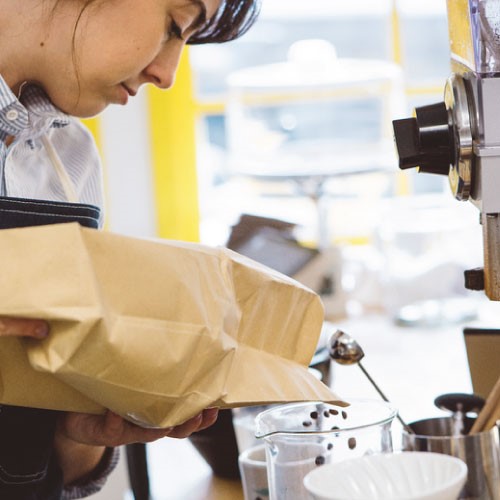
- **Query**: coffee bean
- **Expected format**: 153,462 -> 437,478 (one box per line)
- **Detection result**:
326,443 -> 333,450
323,410 -> 330,418
348,437 -> 357,450
310,411 -> 318,419
330,425 -> 340,430
315,455 -> 325,466
341,411 -> 348,419
302,420 -> 312,427
329,409 -> 339,415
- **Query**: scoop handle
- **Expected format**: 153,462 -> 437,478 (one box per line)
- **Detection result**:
357,362 -> 414,434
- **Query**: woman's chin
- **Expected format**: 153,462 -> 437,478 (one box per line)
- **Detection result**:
51,95 -> 109,119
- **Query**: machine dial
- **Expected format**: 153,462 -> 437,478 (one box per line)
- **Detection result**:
393,102 -> 455,176
392,74 -> 474,201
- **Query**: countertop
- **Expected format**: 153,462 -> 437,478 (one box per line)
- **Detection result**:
145,302 -> 500,499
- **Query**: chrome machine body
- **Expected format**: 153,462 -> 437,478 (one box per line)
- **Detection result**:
393,0 -> 500,300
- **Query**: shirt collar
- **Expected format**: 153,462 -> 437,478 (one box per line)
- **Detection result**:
21,85 -> 70,128
0,74 -> 70,142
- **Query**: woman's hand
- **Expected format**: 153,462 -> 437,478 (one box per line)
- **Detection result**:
58,408 -> 219,447
0,317 -> 49,338
54,409 -> 219,485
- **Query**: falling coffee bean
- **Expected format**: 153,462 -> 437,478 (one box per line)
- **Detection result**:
310,411 -> 318,419
329,409 -> 339,416
302,420 -> 312,427
323,410 -> 330,418
348,437 -> 357,450
331,425 -> 340,430
315,455 -> 325,466
326,443 -> 333,450
341,411 -> 348,419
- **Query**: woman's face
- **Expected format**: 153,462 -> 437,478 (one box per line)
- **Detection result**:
31,0 -> 221,117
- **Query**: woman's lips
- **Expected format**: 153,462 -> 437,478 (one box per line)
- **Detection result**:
116,84 -> 136,105
122,84 -> 137,97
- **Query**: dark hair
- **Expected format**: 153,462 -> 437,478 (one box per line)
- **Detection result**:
188,0 -> 261,45
54,0 -> 260,46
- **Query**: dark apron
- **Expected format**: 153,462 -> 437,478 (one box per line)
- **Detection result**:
0,196 -> 100,500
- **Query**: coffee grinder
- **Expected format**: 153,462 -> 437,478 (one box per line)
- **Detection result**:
393,0 -> 500,301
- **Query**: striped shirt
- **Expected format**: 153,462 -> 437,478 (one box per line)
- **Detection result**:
0,76 -> 104,221
0,75 -> 118,498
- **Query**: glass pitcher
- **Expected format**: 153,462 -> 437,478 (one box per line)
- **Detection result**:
254,399 -> 397,500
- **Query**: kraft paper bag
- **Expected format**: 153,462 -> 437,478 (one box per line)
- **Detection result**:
0,223 -> 342,428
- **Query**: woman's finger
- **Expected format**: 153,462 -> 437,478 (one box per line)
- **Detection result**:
164,413 -> 205,439
198,408 -> 219,431
0,317 -> 49,339
121,410 -> 219,442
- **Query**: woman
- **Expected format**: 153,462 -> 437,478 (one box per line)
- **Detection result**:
0,0 -> 259,498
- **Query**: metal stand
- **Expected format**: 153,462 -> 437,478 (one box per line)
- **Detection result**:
126,443 -> 150,500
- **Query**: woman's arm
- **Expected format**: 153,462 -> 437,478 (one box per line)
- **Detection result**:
52,433 -> 106,487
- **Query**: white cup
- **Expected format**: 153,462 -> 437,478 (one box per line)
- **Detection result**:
238,444 -> 269,500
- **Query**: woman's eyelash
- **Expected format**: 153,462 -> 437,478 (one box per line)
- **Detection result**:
168,21 -> 183,40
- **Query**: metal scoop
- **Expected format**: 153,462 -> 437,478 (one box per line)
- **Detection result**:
328,329 -> 414,434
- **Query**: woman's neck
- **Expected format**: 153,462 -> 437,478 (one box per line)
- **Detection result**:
0,1 -> 50,95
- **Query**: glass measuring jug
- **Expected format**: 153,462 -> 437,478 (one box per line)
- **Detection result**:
254,399 -> 397,500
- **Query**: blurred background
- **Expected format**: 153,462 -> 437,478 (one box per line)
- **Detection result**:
87,1 -> 499,498
89,0 -> 483,321
95,0 -> 451,239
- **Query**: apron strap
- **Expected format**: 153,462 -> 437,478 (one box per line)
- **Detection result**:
41,134 -> 79,204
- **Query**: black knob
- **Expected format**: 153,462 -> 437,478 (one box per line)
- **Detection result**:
464,268 -> 485,291
434,393 -> 485,415
393,102 -> 455,176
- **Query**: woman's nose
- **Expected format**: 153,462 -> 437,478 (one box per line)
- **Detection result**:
143,41 -> 185,90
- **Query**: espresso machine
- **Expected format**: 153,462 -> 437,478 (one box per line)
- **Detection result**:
393,0 -> 500,301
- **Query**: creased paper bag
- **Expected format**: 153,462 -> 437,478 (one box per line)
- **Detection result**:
0,223 -> 341,427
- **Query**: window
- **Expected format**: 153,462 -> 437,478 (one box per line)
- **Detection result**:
190,1 -> 452,246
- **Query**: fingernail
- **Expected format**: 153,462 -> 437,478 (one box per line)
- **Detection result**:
34,324 -> 49,338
